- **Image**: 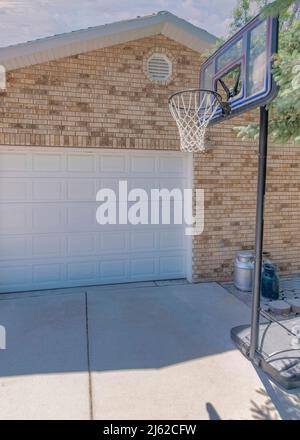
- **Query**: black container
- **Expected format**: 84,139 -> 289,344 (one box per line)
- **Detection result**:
261,262 -> 279,299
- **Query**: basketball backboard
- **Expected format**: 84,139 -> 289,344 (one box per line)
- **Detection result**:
200,15 -> 279,123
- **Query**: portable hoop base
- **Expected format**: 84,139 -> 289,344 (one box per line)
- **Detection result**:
231,317 -> 300,390
231,107 -> 300,391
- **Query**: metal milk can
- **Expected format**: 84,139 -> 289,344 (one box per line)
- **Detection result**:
234,250 -> 254,292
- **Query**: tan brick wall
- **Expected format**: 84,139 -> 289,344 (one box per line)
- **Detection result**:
0,34 -> 299,281
193,116 -> 300,281
0,35 -> 202,149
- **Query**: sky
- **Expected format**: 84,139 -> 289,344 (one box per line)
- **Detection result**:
0,0 -> 237,48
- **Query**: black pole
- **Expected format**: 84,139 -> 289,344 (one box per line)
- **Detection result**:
249,106 -> 269,361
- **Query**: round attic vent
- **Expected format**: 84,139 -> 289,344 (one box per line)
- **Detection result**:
146,53 -> 172,82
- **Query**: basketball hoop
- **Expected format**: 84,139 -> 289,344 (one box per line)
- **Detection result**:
168,89 -> 230,153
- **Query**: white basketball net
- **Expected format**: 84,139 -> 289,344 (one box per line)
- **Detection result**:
168,89 -> 222,153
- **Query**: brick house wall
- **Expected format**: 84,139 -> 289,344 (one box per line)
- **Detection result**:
0,34 -> 299,281
0,35 -> 202,149
193,120 -> 300,281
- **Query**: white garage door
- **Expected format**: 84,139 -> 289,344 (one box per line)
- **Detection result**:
0,147 -> 190,293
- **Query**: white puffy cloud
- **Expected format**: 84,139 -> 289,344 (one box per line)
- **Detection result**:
0,0 -> 237,47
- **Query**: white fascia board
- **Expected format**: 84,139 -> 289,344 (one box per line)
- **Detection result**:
0,12 -> 216,71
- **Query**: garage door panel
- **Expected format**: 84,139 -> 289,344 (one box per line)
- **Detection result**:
67,261 -> 97,282
128,178 -> 159,196
66,205 -> 98,231
98,178 -> 122,199
32,181 -> 64,201
100,154 -> 127,173
0,152 -> 28,172
0,179 -> 30,201
100,259 -> 128,280
32,205 -> 65,232
159,230 -> 185,250
67,154 -> 96,173
33,235 -> 63,257
159,255 -> 186,277
130,155 -> 156,174
33,153 -> 63,172
0,236 -> 29,259
0,148 -> 188,293
0,205 -> 30,233
130,258 -> 156,278
0,265 -> 30,286
159,156 -> 186,175
67,180 -> 96,201
130,230 -> 156,251
0,251 -> 187,292
101,231 -> 127,252
67,233 -> 97,256
33,263 -> 63,284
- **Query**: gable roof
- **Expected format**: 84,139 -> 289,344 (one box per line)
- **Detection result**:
0,11 -> 216,71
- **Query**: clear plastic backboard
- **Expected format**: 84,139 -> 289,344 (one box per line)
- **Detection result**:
200,15 -> 279,123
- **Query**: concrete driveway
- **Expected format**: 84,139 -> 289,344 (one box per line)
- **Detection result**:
0,281 -> 300,420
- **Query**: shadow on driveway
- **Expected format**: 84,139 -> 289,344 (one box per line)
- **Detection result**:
0,283 -> 247,376
1,282 -> 300,419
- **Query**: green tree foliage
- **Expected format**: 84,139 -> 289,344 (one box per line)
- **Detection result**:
230,0 -> 252,33
228,0 -> 300,144
230,0 -> 271,34
262,0 -> 299,17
